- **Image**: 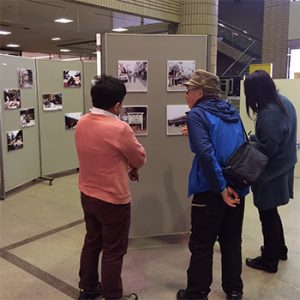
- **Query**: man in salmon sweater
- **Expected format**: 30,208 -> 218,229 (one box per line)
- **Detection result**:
75,75 -> 146,300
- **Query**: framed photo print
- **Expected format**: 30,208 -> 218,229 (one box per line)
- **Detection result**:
20,108 -> 35,127
120,105 -> 148,136
118,60 -> 148,92
63,70 -> 81,88
7,130 -> 24,152
64,112 -> 82,129
4,89 -> 21,109
17,68 -> 33,88
166,104 -> 190,135
167,60 -> 195,92
42,93 -> 63,111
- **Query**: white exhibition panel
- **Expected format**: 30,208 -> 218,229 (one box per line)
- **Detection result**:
36,60 -> 84,176
0,54 -> 40,195
103,33 -> 209,237
239,79 -> 300,177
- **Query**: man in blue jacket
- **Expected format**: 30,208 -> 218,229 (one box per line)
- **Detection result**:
177,69 -> 249,300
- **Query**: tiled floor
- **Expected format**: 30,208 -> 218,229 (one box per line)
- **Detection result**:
0,173 -> 300,300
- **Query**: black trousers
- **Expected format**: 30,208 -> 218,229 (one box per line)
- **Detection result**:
259,207 -> 287,269
186,191 -> 245,297
79,193 -> 131,299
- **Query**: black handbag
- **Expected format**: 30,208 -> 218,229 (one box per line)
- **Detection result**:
222,122 -> 269,189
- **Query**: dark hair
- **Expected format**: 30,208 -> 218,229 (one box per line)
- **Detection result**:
91,75 -> 126,110
244,70 -> 286,118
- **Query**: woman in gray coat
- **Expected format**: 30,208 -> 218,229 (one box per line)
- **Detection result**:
243,70 -> 297,273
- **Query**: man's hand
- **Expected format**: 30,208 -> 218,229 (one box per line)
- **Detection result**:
128,168 -> 139,182
221,186 -> 240,207
181,125 -> 188,136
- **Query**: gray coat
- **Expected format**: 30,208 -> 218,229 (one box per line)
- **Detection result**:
252,95 -> 297,211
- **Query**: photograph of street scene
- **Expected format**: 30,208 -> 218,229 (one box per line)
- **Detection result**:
118,60 -> 148,92
167,60 -> 195,91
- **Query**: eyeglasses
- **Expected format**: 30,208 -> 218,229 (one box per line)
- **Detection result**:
185,88 -> 199,94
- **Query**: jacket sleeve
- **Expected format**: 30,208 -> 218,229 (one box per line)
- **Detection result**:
118,124 -> 147,168
188,110 -> 226,193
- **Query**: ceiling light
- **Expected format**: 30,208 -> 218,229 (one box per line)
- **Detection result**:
51,37 -> 61,41
55,18 -> 74,23
61,57 -> 81,61
0,30 -> 11,35
6,44 -> 20,48
112,28 -> 128,32
60,48 -> 71,52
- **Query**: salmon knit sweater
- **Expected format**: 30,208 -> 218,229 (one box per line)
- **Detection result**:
75,112 -> 146,205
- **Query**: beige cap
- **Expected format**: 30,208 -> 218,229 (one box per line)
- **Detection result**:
184,69 -> 221,93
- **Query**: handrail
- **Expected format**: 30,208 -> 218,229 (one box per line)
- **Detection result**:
218,19 -> 262,42
218,20 -> 262,76
221,40 -> 256,77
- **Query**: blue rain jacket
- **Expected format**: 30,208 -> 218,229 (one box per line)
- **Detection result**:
187,98 -> 249,197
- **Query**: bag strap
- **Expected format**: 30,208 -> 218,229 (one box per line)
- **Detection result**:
240,119 -> 250,142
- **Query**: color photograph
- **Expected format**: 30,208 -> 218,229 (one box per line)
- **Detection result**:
63,70 -> 81,88
64,112 -> 82,129
4,89 -> 21,109
166,104 -> 190,135
42,93 -> 63,111
118,60 -> 148,92
167,60 -> 195,91
7,130 -> 24,152
120,105 -> 148,136
20,108 -> 35,127
17,68 -> 33,88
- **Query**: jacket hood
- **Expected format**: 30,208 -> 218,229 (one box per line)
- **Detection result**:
195,98 -> 240,122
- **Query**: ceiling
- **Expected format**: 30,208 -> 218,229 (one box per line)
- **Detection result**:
0,0 -> 171,58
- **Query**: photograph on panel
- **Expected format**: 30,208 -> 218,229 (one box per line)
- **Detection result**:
42,93 -> 63,111
120,105 -> 148,136
167,60 -> 195,92
7,130 -> 24,152
63,70 -> 81,88
64,112 -> 82,130
4,89 -> 21,109
166,104 -> 190,135
17,68 -> 33,88
20,108 -> 35,127
118,60 -> 148,92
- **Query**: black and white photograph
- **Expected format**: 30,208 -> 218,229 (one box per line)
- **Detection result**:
63,70 -> 81,88
166,104 -> 190,135
118,60 -> 148,92
42,93 -> 63,111
7,130 -> 24,152
17,68 -> 33,88
4,89 -> 21,110
20,108 -> 35,127
120,105 -> 148,136
167,60 -> 195,91
64,112 -> 82,130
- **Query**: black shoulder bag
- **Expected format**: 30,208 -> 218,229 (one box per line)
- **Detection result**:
222,121 -> 269,189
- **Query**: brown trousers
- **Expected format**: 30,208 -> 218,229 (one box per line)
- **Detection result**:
79,192 -> 131,299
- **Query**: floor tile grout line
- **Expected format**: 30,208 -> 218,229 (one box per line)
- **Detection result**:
0,249 -> 78,299
1,219 -> 84,251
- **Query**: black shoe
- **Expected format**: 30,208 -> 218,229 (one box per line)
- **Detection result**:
245,256 -> 277,273
226,291 -> 243,300
260,245 -> 288,261
176,289 -> 208,300
78,283 -> 102,300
